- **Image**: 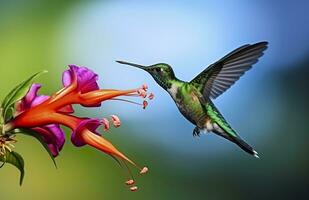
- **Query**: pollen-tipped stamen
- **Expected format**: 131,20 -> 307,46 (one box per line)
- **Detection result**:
126,179 -> 135,185
142,83 -> 148,91
101,118 -> 110,131
130,186 -> 138,192
137,89 -> 147,98
111,155 -> 143,192
122,159 -> 137,185
110,115 -> 121,128
0,136 -> 16,167
109,154 -> 136,188
148,92 -> 154,100
110,98 -> 145,107
111,95 -> 150,110
143,101 -> 148,109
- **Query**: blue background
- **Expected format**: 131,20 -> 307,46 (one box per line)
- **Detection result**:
0,1 -> 308,199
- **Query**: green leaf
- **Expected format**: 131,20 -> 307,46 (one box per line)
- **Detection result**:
0,151 -> 25,185
1,70 -> 47,121
14,128 -> 57,168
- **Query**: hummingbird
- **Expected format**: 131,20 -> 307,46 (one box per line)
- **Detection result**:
116,41 -> 268,158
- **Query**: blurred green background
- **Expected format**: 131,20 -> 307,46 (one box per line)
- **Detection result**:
0,1 -> 308,199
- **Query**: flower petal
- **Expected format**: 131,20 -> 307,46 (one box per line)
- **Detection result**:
18,84 -> 42,111
32,124 -> 65,157
47,143 -> 60,157
16,83 -> 66,157
45,124 -> 65,151
31,95 -> 49,107
17,83 -> 49,113
25,84 -> 42,106
62,65 -> 101,107
71,118 -> 101,147
63,65 -> 100,94
62,70 -> 73,88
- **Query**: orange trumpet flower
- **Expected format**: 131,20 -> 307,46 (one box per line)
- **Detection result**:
4,65 -> 152,190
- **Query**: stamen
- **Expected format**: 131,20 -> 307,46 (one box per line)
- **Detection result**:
111,115 -> 121,128
137,89 -> 147,98
116,153 -> 149,192
148,92 -> 154,100
126,179 -> 135,185
122,94 -> 139,97
110,98 -> 143,106
142,83 -> 148,91
143,101 -> 148,109
140,166 -> 148,175
130,186 -> 138,192
121,158 -> 140,192
110,155 -> 136,188
101,118 -> 110,131
5,146 -> 12,152
0,135 -> 16,157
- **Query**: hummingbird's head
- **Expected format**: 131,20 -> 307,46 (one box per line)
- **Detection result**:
116,61 -> 175,90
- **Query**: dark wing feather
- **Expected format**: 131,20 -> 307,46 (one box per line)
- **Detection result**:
190,41 -> 268,99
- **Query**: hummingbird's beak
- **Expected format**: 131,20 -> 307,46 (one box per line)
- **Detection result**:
116,60 -> 149,71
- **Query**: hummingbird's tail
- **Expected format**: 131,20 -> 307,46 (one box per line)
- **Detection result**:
205,101 -> 259,158
213,129 -> 259,158
231,135 -> 259,158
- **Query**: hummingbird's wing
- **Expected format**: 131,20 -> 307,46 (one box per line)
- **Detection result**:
190,42 -> 268,99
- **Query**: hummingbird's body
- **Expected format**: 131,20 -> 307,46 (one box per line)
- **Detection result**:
117,41 -> 268,158
167,81 -> 208,128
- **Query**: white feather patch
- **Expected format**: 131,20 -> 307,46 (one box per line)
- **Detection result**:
167,83 -> 179,99
206,121 -> 213,132
213,122 -> 224,133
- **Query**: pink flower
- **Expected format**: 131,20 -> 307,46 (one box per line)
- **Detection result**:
5,65 -> 153,190
16,84 -> 65,157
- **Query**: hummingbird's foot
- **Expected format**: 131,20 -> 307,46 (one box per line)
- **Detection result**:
193,127 -> 201,137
